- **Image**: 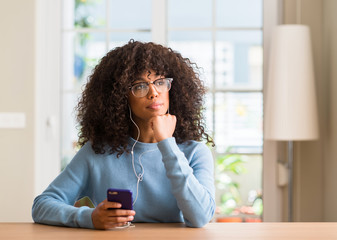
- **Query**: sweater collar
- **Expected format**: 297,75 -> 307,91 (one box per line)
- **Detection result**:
127,137 -> 158,151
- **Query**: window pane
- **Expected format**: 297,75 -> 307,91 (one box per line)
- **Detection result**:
72,0 -> 106,28
216,31 -> 262,89
62,32 -> 106,91
204,93 -> 214,137
109,0 -> 151,29
214,92 -> 263,154
215,154 -> 263,220
168,31 -> 213,88
109,32 -> 151,49
216,0 -> 262,28
168,0 -> 212,28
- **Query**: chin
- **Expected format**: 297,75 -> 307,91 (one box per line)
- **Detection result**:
147,106 -> 167,114
151,110 -> 166,116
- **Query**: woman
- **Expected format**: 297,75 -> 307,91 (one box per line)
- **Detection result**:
32,40 -> 215,229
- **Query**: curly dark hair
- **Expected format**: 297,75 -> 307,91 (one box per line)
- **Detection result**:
76,39 -> 214,156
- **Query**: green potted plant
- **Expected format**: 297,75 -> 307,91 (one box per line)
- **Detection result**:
215,152 -> 247,222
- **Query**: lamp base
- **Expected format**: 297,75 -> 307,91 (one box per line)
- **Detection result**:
288,141 -> 294,222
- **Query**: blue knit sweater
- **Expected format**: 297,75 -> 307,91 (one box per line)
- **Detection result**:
32,137 -> 215,228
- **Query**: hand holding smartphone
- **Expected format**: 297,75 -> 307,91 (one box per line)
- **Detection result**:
92,189 -> 135,229
107,188 -> 133,210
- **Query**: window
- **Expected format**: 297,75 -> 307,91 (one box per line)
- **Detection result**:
61,0 -> 263,222
61,0 -> 152,169
167,0 -> 263,222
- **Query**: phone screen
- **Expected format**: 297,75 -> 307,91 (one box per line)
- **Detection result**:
107,188 -> 133,210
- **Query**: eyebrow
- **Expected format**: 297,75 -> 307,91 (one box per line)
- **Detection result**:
132,76 -> 163,84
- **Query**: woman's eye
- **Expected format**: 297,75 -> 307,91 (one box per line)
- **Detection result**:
134,84 -> 147,91
155,80 -> 165,86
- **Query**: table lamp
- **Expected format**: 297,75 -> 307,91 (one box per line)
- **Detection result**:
264,25 -> 319,221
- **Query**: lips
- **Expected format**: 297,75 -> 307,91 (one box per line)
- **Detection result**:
147,102 -> 163,110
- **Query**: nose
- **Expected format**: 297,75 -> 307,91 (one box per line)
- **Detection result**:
147,83 -> 158,99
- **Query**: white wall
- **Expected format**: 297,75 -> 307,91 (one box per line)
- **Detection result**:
0,0 -> 36,221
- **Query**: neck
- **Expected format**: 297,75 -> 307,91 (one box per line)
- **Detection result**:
131,121 -> 157,143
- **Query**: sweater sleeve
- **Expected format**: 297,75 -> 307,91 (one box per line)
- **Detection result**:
157,137 -> 215,228
32,147 -> 95,229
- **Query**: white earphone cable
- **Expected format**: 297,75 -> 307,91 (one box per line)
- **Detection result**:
129,106 -> 141,205
129,106 -> 156,206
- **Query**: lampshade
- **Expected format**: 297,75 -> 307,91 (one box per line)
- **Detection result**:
265,25 -> 319,140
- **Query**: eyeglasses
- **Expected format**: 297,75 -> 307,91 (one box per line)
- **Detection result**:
129,78 -> 173,98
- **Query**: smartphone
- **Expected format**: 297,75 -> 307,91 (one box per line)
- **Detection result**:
107,188 -> 133,210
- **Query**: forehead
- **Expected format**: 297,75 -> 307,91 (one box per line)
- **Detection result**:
134,70 -> 163,81
140,70 -> 158,78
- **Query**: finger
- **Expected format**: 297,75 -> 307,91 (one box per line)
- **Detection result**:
106,209 -> 136,217
108,215 -> 134,223
102,200 -> 122,210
